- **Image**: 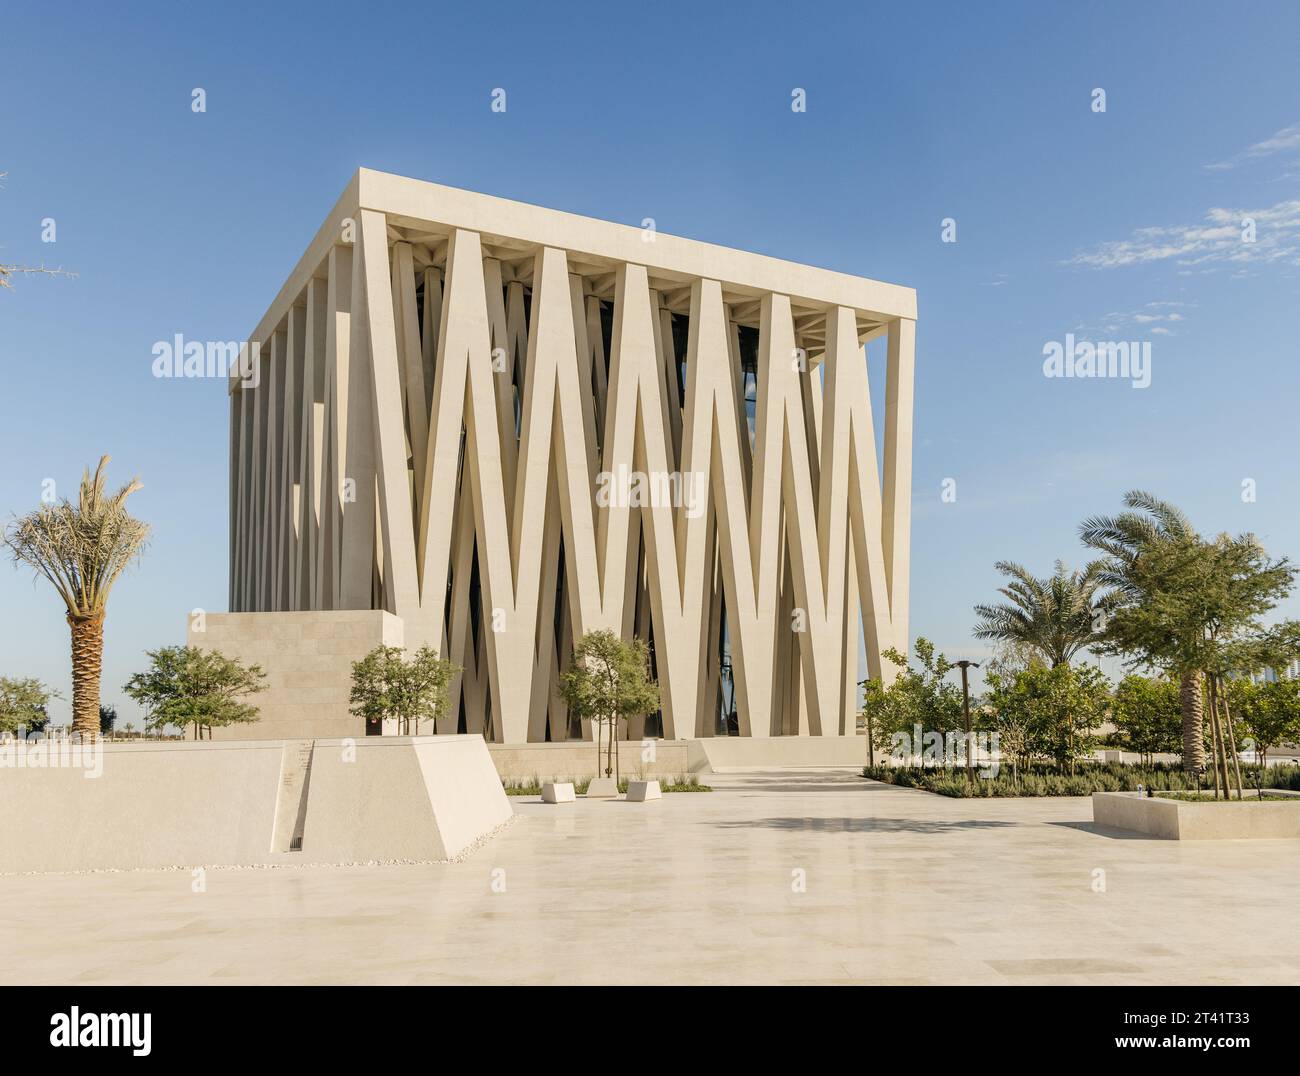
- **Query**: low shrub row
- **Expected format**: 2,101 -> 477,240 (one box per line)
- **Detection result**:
862,761 -> 1300,798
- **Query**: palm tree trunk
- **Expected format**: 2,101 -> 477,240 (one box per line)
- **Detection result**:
68,611 -> 104,741
1178,670 -> 1205,773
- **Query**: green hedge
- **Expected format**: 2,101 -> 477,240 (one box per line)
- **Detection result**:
862,761 -> 1300,798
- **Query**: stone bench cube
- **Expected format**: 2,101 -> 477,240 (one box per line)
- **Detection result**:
626,780 -> 662,802
585,777 -> 619,799
541,781 -> 575,803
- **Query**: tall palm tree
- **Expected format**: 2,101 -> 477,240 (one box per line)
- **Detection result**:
4,457 -> 148,740
973,559 -> 1108,668
1079,490 -> 1204,772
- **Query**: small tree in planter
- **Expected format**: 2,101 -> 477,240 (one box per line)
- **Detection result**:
560,630 -> 659,780
124,646 -> 266,739
349,645 -> 458,736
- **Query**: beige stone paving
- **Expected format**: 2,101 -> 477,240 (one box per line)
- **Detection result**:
2,768 -> 1297,985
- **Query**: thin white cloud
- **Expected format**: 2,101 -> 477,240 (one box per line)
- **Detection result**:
1073,304 -> 1191,337
1205,123 -> 1300,171
1067,200 -> 1300,270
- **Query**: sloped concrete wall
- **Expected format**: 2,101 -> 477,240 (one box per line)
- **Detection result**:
0,735 -> 511,873
303,736 -> 512,860
188,610 -> 402,740
414,737 -> 515,857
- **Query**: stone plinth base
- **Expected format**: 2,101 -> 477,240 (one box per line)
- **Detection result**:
188,610 -> 402,740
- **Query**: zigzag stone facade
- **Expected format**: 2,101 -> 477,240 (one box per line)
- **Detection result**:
214,169 -> 916,744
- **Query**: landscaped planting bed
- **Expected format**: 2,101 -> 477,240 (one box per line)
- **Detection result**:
863,761 -> 1300,798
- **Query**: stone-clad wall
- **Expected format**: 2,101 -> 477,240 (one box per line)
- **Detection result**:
189,610 -> 402,740
488,740 -> 692,781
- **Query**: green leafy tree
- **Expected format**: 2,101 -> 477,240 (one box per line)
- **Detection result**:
981,662 -> 1110,774
1111,674 -> 1181,763
0,677 -> 59,735
560,630 -> 660,779
1230,677 -> 1300,768
348,645 -> 458,736
123,646 -> 266,739
981,639 -> 1046,681
867,638 -> 964,766
973,560 -> 1109,668
99,703 -> 117,735
859,676 -> 891,766
1105,529 -> 1290,793
1080,491 -> 1295,781
4,457 -> 149,740
982,689 -> 1034,784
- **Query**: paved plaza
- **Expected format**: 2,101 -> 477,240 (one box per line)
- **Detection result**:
4,769 -> 1298,985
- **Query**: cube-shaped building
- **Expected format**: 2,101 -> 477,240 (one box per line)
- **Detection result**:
202,169 -> 916,745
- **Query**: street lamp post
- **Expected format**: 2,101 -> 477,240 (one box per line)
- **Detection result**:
952,660 -> 980,783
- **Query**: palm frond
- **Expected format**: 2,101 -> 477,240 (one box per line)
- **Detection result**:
3,455 -> 149,616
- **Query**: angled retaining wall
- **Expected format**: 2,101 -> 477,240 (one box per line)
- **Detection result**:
0,734 -> 511,873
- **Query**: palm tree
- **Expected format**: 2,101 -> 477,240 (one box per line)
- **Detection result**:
973,560 -> 1108,668
1079,490 -> 1203,772
4,457 -> 148,740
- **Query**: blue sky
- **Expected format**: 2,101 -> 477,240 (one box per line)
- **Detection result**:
3,0 -> 1299,723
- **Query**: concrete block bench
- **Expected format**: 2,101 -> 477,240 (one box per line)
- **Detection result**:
627,780 -> 662,802
541,781 -> 575,803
